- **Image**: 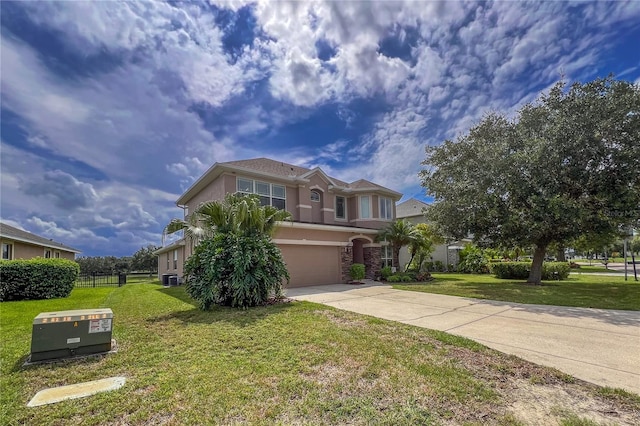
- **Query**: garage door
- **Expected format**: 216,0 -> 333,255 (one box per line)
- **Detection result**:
278,245 -> 342,287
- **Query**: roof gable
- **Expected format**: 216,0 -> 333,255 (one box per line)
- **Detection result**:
396,198 -> 430,219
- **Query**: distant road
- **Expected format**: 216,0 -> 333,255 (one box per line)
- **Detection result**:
576,262 -> 638,273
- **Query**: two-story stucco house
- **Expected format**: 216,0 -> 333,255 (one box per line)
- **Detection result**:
0,222 -> 80,261
156,158 -> 402,287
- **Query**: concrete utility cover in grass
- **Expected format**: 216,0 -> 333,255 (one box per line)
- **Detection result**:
27,377 -> 126,407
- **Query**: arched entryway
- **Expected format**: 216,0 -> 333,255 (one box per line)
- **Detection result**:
342,236 -> 381,281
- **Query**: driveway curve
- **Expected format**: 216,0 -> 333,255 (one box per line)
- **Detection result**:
286,282 -> 640,395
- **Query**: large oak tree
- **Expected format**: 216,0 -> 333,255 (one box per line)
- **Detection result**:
420,77 -> 640,284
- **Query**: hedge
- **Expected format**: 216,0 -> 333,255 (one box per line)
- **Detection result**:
491,262 -> 570,280
0,258 -> 80,301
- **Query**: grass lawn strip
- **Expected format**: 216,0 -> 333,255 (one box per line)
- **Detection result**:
393,273 -> 640,310
0,281 -> 638,425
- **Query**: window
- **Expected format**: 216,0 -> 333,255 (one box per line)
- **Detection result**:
379,197 -> 393,220
166,253 -> 170,270
237,178 -> 253,193
237,178 -> 286,209
55,251 -> 60,258
335,196 -> 346,219
381,245 -> 393,268
2,243 -> 13,260
44,249 -> 52,258
359,195 -> 371,219
310,190 -> 320,202
173,250 -> 178,270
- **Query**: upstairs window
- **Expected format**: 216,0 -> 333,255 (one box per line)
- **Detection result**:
335,196 -> 346,219
2,243 -> 13,260
237,178 -> 286,210
359,195 -> 371,219
310,190 -> 321,202
379,197 -> 393,220
237,178 -> 253,194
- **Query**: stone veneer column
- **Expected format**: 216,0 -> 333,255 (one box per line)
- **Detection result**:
341,247 -> 353,283
363,246 -> 381,280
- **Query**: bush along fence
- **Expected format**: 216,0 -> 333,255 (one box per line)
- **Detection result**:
76,272 -> 127,288
0,258 -> 79,301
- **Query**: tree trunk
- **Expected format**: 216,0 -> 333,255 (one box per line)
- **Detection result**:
528,245 -> 546,285
556,247 -> 566,262
406,251 -> 416,272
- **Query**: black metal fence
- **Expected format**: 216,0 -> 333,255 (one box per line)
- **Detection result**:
76,272 -> 127,288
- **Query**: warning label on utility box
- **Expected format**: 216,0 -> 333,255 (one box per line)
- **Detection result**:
89,318 -> 112,333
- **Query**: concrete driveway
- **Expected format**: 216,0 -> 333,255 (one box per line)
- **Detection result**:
286,282 -> 640,395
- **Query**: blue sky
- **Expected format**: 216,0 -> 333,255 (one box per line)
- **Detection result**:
1,1 -> 639,257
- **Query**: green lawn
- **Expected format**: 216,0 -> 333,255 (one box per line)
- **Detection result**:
393,274 -> 640,310
1,281 -> 639,425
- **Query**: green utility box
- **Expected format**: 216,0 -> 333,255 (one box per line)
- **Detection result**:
30,308 -> 113,362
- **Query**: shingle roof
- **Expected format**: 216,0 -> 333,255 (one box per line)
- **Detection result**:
222,158 -> 311,178
0,222 -> 81,253
178,157 -> 402,205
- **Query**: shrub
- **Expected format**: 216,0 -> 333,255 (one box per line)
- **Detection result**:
569,262 -> 580,269
400,275 -> 413,282
184,233 -> 289,309
492,262 -> 531,279
386,275 -> 401,283
457,252 -> 489,274
433,260 -> 444,272
492,261 -> 571,280
380,266 -> 393,280
0,258 -> 80,301
423,261 -> 434,272
349,263 -> 366,282
542,262 -> 570,280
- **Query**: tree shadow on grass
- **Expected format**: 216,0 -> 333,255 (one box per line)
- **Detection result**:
430,276 -> 465,282
153,286 -> 296,327
157,286 -> 198,307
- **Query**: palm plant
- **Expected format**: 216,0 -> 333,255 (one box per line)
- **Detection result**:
164,193 -> 291,243
377,219 -> 419,270
165,193 -> 292,309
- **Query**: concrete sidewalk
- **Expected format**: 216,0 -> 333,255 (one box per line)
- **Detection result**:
286,282 -> 640,394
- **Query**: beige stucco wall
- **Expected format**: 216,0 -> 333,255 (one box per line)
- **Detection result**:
157,245 -> 185,281
0,239 -> 76,261
184,174 -> 236,211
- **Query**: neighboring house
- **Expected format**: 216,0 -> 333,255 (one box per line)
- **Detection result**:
0,222 -> 81,261
156,158 -> 402,287
395,198 -> 470,270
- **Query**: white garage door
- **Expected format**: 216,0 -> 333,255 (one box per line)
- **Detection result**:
278,245 -> 342,287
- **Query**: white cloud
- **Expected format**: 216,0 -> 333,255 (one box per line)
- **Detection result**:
2,0 -> 639,255
27,216 -> 109,247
